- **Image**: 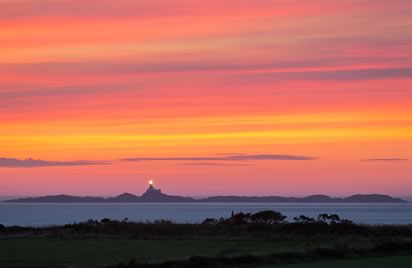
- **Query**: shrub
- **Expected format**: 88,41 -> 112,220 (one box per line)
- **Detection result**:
293,215 -> 316,224
251,210 -> 287,224
202,218 -> 218,225
225,212 -> 251,224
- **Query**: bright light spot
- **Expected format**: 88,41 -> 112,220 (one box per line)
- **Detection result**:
148,180 -> 153,185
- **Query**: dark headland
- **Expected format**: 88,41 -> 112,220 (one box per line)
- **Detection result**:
4,182 -> 407,203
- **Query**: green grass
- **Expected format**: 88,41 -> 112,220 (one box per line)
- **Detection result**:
267,254 -> 412,268
0,238 -> 307,267
2,238 -> 411,268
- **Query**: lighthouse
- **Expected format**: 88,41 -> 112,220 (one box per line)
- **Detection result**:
140,179 -> 194,202
143,179 -> 162,196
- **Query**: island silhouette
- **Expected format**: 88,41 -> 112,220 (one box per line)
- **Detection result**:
4,181 -> 407,203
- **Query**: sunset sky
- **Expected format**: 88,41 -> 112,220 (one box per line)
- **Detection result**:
1,0 -> 411,197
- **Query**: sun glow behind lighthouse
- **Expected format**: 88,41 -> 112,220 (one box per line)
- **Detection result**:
148,180 -> 154,186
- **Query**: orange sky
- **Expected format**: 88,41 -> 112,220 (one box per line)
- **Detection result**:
1,0 -> 411,197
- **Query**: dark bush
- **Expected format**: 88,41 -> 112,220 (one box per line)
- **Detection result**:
201,218 -> 218,225
101,218 -> 112,224
294,215 -> 316,224
251,210 -> 287,224
225,212 -> 251,224
153,219 -> 173,225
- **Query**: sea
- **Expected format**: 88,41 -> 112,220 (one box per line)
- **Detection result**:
1,203 -> 412,227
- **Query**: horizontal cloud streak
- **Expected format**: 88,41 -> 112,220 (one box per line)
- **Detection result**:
122,154 -> 316,162
178,162 -> 253,166
1,0 -> 411,20
364,158 -> 409,162
0,157 -> 110,168
4,60 -> 411,75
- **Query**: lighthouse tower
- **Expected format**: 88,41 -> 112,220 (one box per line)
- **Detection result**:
140,179 -> 193,202
143,180 -> 162,196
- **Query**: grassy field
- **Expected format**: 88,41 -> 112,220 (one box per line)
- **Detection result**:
0,238 -> 310,267
0,238 -> 412,267
2,218 -> 412,268
271,255 -> 412,268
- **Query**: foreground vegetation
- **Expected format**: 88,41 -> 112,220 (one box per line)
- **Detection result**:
267,255 -> 412,268
0,238 -> 319,267
1,211 -> 412,267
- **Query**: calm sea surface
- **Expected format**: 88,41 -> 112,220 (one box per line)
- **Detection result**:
0,203 -> 411,227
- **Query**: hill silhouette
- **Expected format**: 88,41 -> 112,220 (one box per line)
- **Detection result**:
3,183 -> 406,203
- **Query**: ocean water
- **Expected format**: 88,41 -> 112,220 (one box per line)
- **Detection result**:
0,203 -> 411,227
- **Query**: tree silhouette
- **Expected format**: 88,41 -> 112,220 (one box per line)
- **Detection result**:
227,212 -> 252,224
294,215 -> 316,224
250,210 -> 287,224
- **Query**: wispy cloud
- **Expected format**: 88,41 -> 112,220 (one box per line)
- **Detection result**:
4,62 -> 412,81
228,154 -> 316,161
122,154 -> 316,163
0,158 -> 110,168
364,158 -> 409,162
177,162 -> 253,166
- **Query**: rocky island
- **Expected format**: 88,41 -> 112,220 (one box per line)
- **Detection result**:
4,181 -> 407,203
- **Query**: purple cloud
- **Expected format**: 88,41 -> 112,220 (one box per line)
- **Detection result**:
364,158 -> 409,162
177,162 -> 253,166
122,154 -> 316,162
0,157 -> 110,168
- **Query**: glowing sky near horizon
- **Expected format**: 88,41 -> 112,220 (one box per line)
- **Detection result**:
1,0 -> 412,197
